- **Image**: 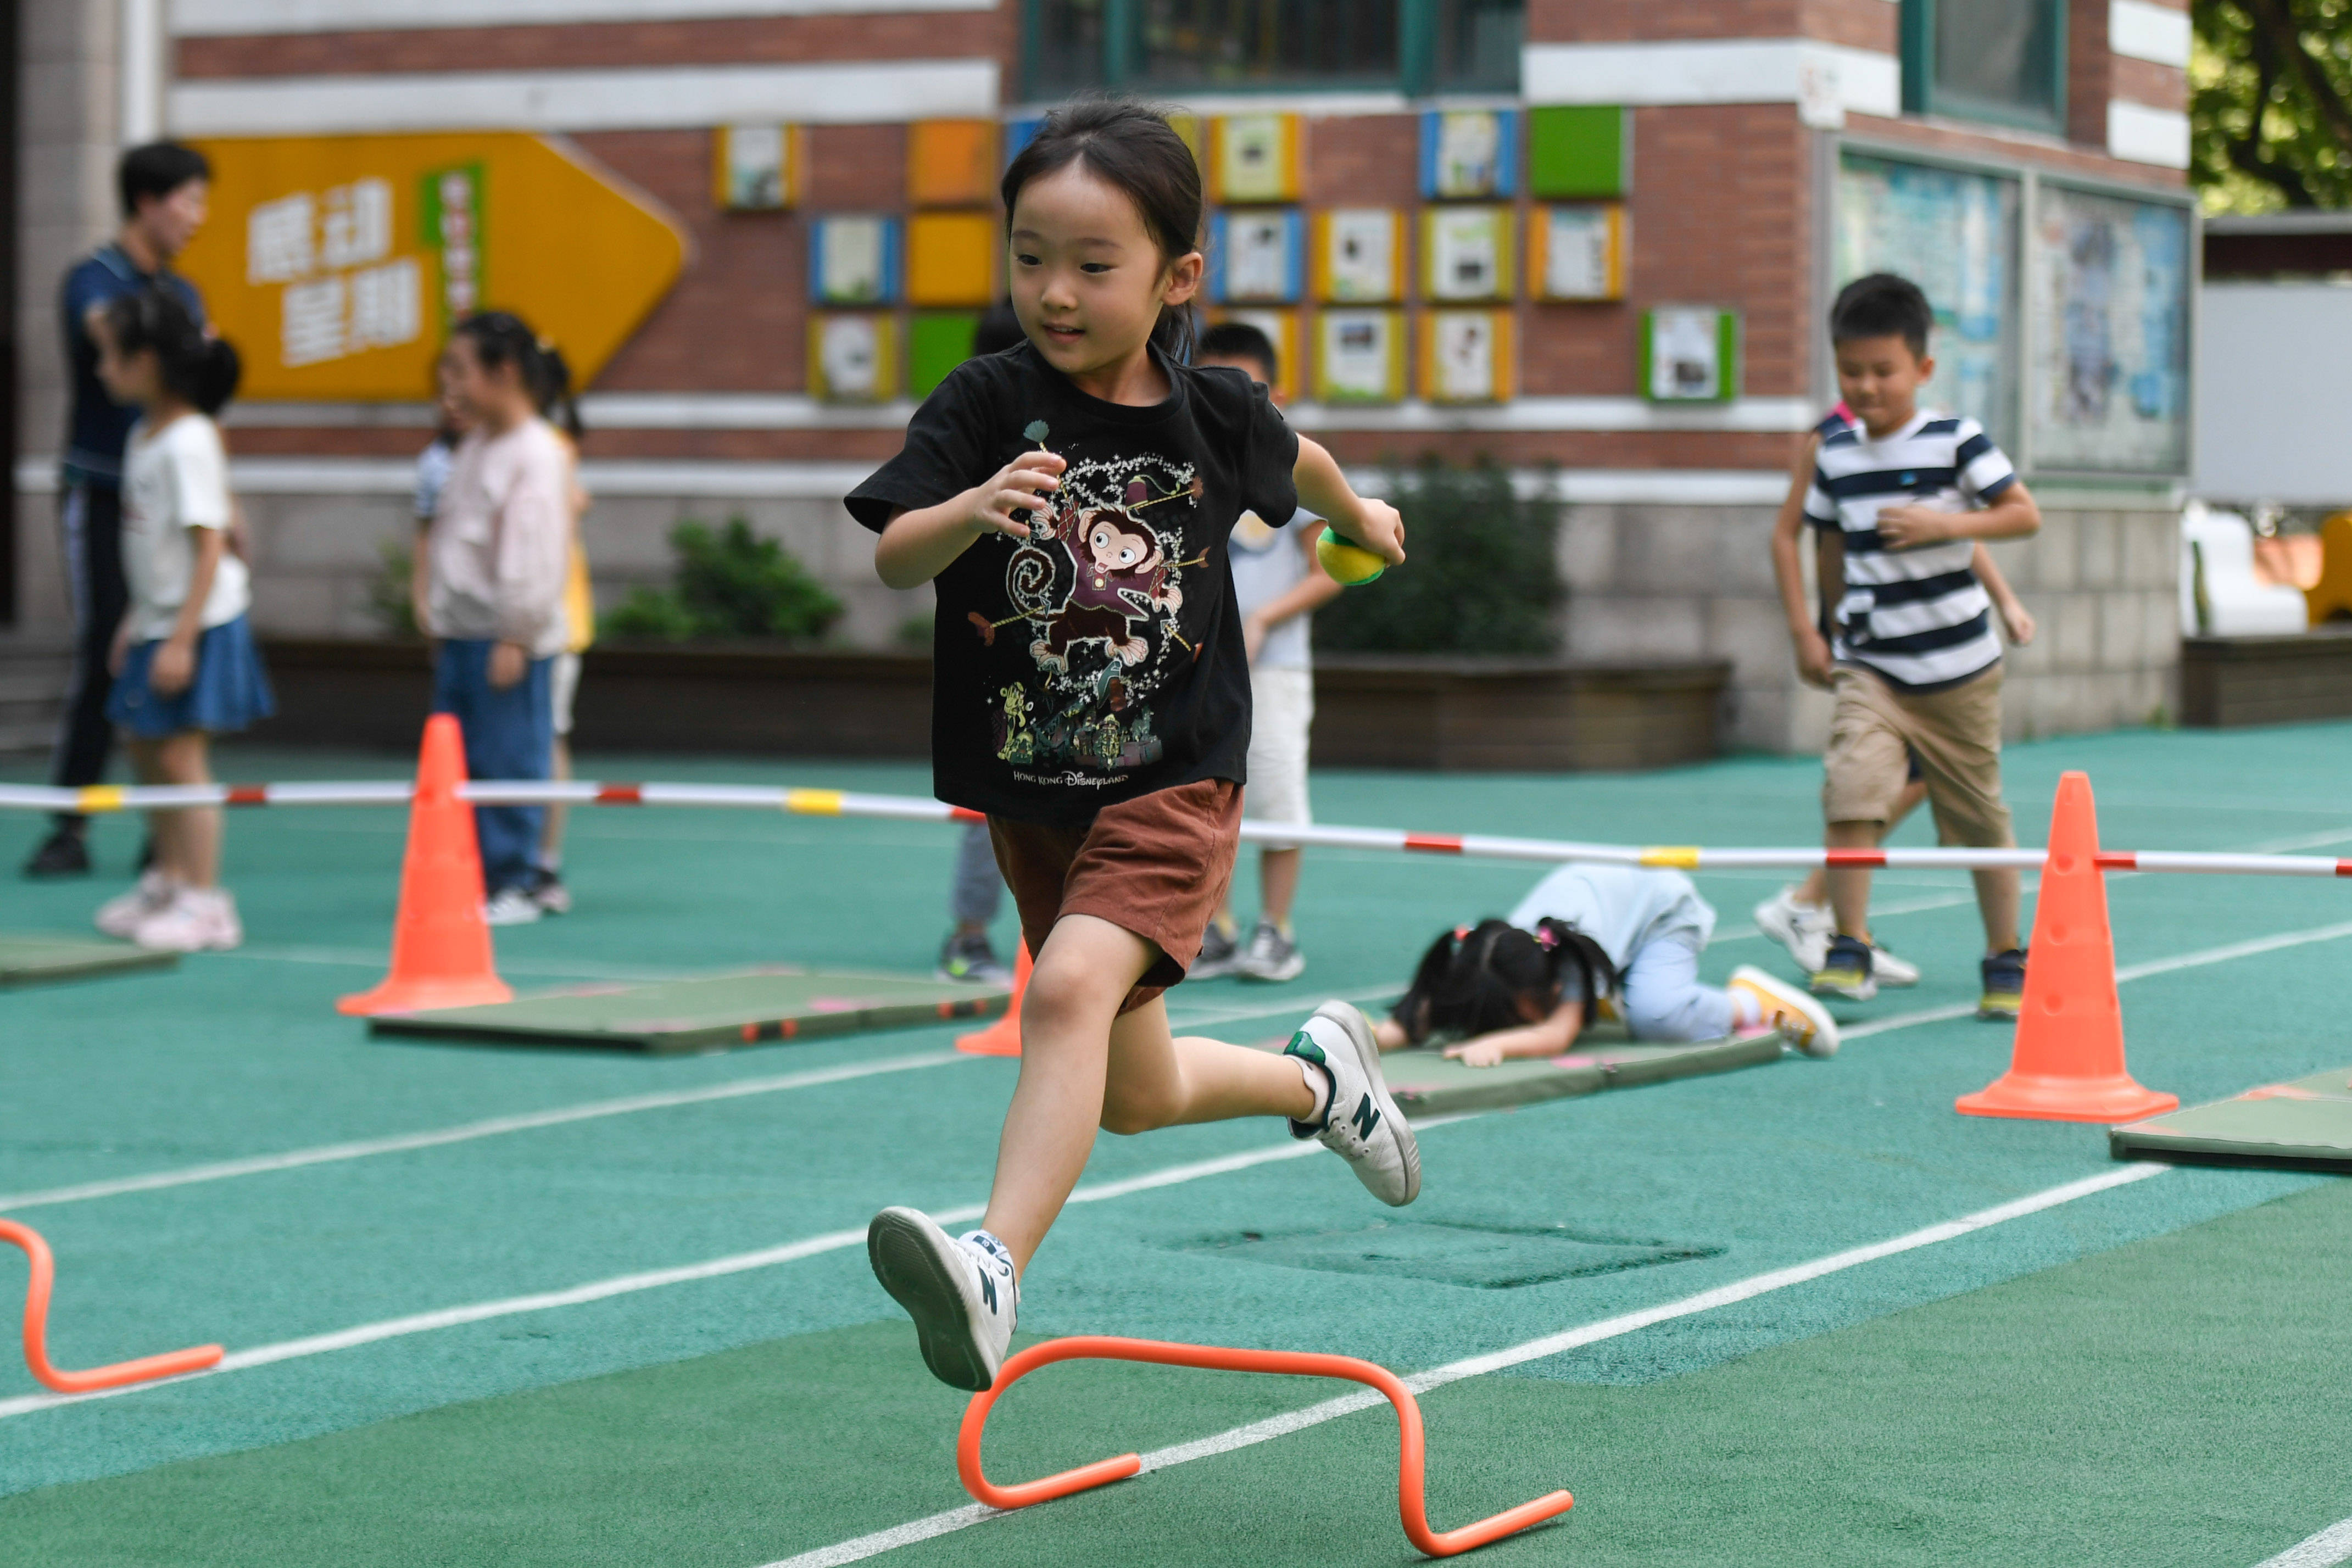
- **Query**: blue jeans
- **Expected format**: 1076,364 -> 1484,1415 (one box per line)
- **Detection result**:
1620,933 -> 1737,1042
432,639 -> 552,894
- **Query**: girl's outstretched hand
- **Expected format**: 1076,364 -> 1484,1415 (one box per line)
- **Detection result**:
1443,1037 -> 1505,1068
964,450 -> 1066,540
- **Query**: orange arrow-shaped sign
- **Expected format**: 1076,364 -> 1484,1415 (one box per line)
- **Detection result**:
179,132 -> 687,400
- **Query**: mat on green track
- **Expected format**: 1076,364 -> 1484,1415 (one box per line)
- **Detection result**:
1380,1034 -> 1785,1115
0,932 -> 176,988
368,967 -> 1010,1053
2110,1066 -> 2352,1169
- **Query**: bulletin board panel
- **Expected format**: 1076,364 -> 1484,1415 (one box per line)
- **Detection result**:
2024,181 -> 2193,476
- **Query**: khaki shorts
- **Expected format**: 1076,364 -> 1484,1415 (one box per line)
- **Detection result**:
1242,665 -> 1313,845
1823,665 -> 2014,849
988,778 -> 1242,1014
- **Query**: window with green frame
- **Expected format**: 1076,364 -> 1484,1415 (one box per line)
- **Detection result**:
1898,0 -> 2066,135
1023,0 -> 1522,99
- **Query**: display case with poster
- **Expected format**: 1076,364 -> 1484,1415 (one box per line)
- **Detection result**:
1641,307 -> 1738,402
1314,309 -> 1407,404
809,313 -> 899,401
1311,208 -> 1405,303
1530,204 -> 1625,300
1419,309 -> 1515,403
1836,152 -> 2021,449
1208,209 -> 1303,303
1422,205 -> 1514,302
714,124 -> 801,211
2025,182 -> 2192,475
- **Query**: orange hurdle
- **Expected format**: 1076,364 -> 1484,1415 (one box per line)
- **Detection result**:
1,1219 -> 223,1394
957,1336 -> 1574,1557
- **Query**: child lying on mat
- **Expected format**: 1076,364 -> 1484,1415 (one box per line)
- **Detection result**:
1373,864 -> 1840,1065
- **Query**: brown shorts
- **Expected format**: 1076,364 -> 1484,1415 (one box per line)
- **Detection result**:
1823,665 -> 2014,849
988,778 -> 1243,1014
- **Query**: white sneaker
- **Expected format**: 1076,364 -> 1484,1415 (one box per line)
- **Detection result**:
1867,944 -> 1920,987
1236,920 -> 1305,983
1753,885 -> 1833,973
1728,964 -> 1841,1058
1284,1000 -> 1420,1207
866,1208 -> 1017,1392
482,885 -> 543,925
96,870 -> 175,939
130,886 -> 242,952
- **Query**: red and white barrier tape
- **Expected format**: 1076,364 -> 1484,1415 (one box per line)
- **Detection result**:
3,780 -> 2346,878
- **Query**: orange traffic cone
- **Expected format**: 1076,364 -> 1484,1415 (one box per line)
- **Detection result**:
957,941 -> 1029,1057
337,715 -> 512,1016
1957,771 -> 2176,1123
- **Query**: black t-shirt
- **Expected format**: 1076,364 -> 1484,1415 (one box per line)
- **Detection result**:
847,341 -> 1299,823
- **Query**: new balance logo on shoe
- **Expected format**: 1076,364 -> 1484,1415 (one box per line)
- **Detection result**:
1351,1095 -> 1380,1140
979,1271 -> 997,1313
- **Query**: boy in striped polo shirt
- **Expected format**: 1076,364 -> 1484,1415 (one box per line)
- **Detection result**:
1801,273 -> 2042,1018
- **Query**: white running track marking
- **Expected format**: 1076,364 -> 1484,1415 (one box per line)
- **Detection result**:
0,1131 -> 1370,1421
2255,1516 -> 2352,1568
755,1163 -> 2174,1568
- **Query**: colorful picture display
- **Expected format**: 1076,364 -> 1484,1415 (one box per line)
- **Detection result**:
907,119 -> 999,207
2026,182 -> 2192,474
1211,113 -> 1302,204
1837,153 -> 2021,449
1642,308 -> 1738,402
1531,204 -> 1625,300
809,215 -> 899,305
810,313 -> 899,401
906,211 -> 997,306
1420,110 -> 1517,200
1210,209 -> 1303,303
1311,208 -> 1404,303
1528,105 -> 1627,199
715,124 -> 800,211
1316,309 -> 1406,403
1422,206 -> 1514,301
1420,309 -> 1514,403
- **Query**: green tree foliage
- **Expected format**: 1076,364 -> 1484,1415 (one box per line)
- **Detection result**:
1314,456 -> 1564,657
605,517 -> 844,643
2193,0 -> 2352,210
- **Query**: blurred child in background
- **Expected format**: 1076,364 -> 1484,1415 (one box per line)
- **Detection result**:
1188,319 -> 1338,984
530,339 -> 593,916
90,286 -> 271,951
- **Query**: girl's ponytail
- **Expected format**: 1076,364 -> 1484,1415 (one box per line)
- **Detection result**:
1531,918 -> 1616,1018
188,335 -> 241,416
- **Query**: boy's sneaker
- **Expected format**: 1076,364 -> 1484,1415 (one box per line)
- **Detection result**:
529,868 -> 572,916
1978,948 -> 2027,1020
1284,1001 -> 1419,1207
482,884 -> 543,926
1236,920 -> 1305,983
24,825 -> 92,879
866,1208 -> 1018,1392
1189,917 -> 1242,980
96,869 -> 175,939
1810,933 -> 1877,1001
1753,885 -> 1834,973
1727,965 -> 1841,1058
1868,944 -> 1920,987
935,930 -> 1011,985
131,886 -> 242,952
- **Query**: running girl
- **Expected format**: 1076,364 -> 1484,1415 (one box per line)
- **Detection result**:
1379,864 -> 1841,1067
847,99 -> 1414,1391
90,286 -> 271,951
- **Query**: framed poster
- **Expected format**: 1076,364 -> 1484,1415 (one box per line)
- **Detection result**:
1836,152 -> 2021,449
907,119 -> 1000,208
1210,307 -> 1300,402
808,215 -> 899,304
809,313 -> 899,401
1419,309 -> 1515,403
714,124 -> 800,211
1530,204 -> 1625,300
1314,309 -> 1406,404
906,210 -> 997,305
1420,109 -> 1518,200
1208,209 -> 1303,303
1641,307 -> 1739,402
2025,182 -> 2192,473
1310,208 -> 1403,303
1421,205 -> 1514,301
1210,113 -> 1301,203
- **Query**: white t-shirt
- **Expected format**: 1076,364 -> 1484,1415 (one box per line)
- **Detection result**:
120,412 -> 248,643
1227,507 -> 1318,671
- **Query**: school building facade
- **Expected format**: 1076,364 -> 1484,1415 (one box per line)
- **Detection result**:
8,0 -> 2194,753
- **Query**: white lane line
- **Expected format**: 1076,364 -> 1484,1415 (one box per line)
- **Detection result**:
0,1052 -> 971,1214
221,944 -> 719,980
757,1162 -> 2173,1568
2256,1516 -> 2352,1568
0,1134 -> 1350,1422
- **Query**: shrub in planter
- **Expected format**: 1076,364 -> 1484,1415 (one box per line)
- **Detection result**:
605,517 -> 844,643
1313,455 -> 1563,656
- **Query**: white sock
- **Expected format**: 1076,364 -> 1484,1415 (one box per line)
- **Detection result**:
1295,1056 -> 1333,1124
1730,987 -> 1765,1030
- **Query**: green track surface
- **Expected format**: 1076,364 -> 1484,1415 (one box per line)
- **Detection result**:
3,725 -> 2350,1565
